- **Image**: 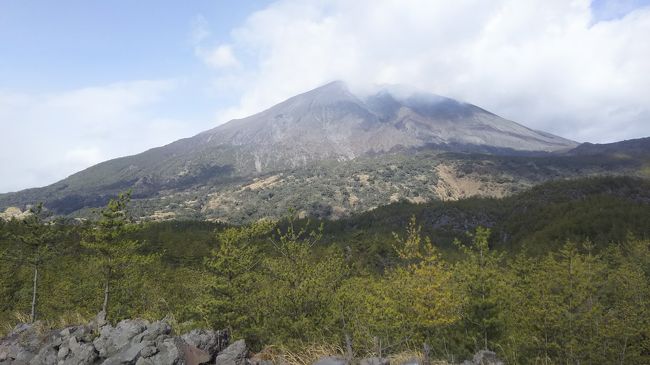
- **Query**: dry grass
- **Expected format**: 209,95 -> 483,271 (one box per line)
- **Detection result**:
386,349 -> 451,365
1,312 -> 31,337
251,344 -> 452,365
255,343 -> 346,365
0,311 -> 91,338
387,350 -> 422,365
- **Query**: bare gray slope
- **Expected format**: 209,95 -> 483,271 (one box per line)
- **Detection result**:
199,81 -> 577,171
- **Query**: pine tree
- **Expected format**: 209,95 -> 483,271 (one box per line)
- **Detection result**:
200,220 -> 274,338
600,238 -> 650,364
454,227 -> 504,353
81,191 -> 156,319
512,242 -> 607,364
260,212 -> 347,346
335,216 -> 459,355
0,204 -> 66,322
391,216 -> 459,339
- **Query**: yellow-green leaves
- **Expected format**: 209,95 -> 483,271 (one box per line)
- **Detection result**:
336,216 -> 460,352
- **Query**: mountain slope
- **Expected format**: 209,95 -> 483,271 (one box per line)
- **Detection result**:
6,81 -> 641,222
199,81 -> 577,167
567,136 -> 650,157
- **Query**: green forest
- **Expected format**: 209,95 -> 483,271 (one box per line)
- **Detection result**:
1,177 -> 649,364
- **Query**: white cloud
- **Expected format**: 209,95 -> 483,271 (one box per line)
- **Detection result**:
191,15 -> 241,70
202,0 -> 650,143
0,80 -> 195,193
200,44 -> 240,69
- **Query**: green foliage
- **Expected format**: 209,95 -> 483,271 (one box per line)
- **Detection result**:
199,220 -> 274,340
390,216 -> 459,336
0,204 -> 69,322
499,240 -> 650,364
81,191 -> 160,319
336,217 -> 459,354
190,213 -> 350,349
453,227 -> 505,353
258,214 -> 348,347
1,179 -> 650,363
323,176 -> 650,260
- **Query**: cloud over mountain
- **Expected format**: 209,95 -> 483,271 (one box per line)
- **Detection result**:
0,80 -> 187,193
202,0 -> 650,144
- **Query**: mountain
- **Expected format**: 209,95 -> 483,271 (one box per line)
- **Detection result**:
1,81 -> 647,222
567,137 -> 650,157
199,81 -> 577,169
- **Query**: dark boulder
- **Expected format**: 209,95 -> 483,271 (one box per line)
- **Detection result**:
0,316 -> 230,365
215,340 -> 248,365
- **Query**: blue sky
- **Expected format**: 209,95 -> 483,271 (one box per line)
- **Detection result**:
1,0 -> 650,193
592,0 -> 650,20
0,0 -> 271,119
0,1 -> 269,87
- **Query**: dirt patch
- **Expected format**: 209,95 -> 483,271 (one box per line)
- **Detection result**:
356,173 -> 371,186
204,192 -> 237,211
433,164 -> 507,200
331,206 -> 347,219
241,175 -> 283,191
0,207 -> 30,220
348,194 -> 360,206
148,210 -> 176,221
406,196 -> 427,204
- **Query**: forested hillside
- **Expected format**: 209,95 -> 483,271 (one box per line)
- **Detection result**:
3,141 -> 648,224
1,177 -> 649,364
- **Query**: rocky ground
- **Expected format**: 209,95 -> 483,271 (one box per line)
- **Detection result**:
0,312 -> 235,365
0,314 -> 502,365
